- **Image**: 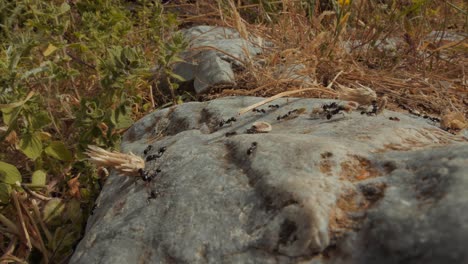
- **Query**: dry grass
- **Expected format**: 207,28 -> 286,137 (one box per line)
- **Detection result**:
169,0 -> 466,123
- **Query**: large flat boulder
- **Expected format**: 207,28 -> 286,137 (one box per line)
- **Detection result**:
70,96 -> 467,264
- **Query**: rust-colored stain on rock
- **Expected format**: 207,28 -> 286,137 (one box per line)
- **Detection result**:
340,155 -> 380,182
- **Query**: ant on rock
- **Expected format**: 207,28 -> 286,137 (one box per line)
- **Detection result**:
143,145 -> 152,155
252,108 -> 267,114
247,142 -> 258,155
225,131 -> 238,137
138,168 -> 161,183
276,108 -> 306,121
144,146 -> 167,161
361,100 -> 378,116
219,117 -> 237,127
311,102 -> 358,120
138,167 -> 163,203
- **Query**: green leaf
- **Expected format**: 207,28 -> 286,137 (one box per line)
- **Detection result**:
43,198 -> 65,226
19,133 -> 43,160
45,141 -> 73,161
0,107 -> 21,126
32,170 -> 47,186
64,199 -> 82,224
30,111 -> 51,130
168,71 -> 186,82
111,108 -> 133,129
0,183 -> 12,204
59,2 -> 71,15
43,44 -> 58,57
0,161 -> 22,184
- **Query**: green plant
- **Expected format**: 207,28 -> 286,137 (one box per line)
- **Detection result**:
0,0 -> 183,262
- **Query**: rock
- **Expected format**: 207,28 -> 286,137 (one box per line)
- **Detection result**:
170,26 -> 265,94
70,96 -> 467,264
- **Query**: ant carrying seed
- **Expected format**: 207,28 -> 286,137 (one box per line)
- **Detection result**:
219,117 -> 237,127
143,145 -> 152,155
247,142 -> 258,155
225,131 -> 237,137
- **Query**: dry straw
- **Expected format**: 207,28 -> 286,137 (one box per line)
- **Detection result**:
85,146 -> 144,177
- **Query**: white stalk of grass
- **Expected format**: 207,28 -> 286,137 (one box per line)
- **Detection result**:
85,145 -> 144,177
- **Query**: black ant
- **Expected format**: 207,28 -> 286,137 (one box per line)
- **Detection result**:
146,155 -> 158,162
399,103 -> 440,123
276,108 -> 306,121
138,168 -> 162,203
246,127 -> 256,134
145,146 -> 167,161
139,168 -> 161,183
247,142 -> 257,155
252,108 -> 266,113
422,115 -> 440,122
225,131 -> 237,137
90,203 -> 98,215
323,102 -> 338,110
147,190 -> 160,203
319,102 -> 357,120
277,114 -> 289,121
389,117 -> 400,121
361,100 -> 378,116
143,145 -> 152,155
219,117 -> 237,127
268,104 -> 279,109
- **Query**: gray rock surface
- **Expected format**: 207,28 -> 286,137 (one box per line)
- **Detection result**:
70,96 -> 468,264
172,26 -> 264,94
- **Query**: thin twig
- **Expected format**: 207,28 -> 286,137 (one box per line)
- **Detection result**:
326,70 -> 344,89
3,236 -> 17,256
237,87 -> 338,115
11,191 -> 32,250
149,84 -> 155,109
31,199 -> 53,242
21,184 -> 51,201
0,213 -> 19,235
17,199 -> 49,263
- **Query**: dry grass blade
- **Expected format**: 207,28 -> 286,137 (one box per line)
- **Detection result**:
21,184 -> 51,201
85,145 -> 144,177
31,200 -> 52,242
337,84 -> 377,105
238,87 -> 338,115
11,191 -> 32,251
16,198 -> 49,263
0,214 -> 19,235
